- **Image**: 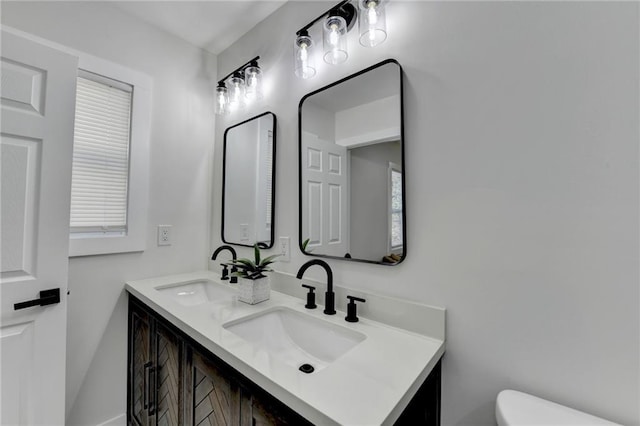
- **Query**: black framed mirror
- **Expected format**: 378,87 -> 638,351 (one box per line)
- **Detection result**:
298,59 -> 405,265
222,112 -> 276,248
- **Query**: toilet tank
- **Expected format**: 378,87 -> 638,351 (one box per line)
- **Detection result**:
496,390 -> 621,425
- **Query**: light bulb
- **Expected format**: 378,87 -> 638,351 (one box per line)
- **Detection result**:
295,32 -> 316,79
358,0 -> 387,47
368,2 -> 378,25
244,62 -> 263,101
228,72 -> 245,109
329,24 -> 339,47
323,15 -> 348,64
215,84 -> 229,115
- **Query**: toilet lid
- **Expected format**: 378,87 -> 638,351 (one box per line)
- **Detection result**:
496,390 -> 621,425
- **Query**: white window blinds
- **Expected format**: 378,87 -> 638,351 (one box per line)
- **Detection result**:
389,165 -> 403,250
264,129 -> 273,231
70,70 -> 133,234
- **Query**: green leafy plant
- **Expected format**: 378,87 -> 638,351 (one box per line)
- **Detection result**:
231,244 -> 279,280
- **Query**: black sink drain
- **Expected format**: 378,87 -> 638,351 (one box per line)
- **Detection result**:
299,363 -> 314,374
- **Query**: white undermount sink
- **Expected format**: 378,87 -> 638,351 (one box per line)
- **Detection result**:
155,279 -> 237,306
223,307 -> 366,372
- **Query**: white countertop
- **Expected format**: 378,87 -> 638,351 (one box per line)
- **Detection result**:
125,270 -> 445,425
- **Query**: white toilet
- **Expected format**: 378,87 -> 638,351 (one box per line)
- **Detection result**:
496,390 -> 622,425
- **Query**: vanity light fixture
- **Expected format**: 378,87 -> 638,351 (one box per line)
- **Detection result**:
323,11 -> 349,64
244,60 -> 263,101
228,71 -> 246,111
293,0 -> 388,78
215,56 -> 263,115
358,0 -> 387,47
294,30 -> 316,79
215,82 -> 229,115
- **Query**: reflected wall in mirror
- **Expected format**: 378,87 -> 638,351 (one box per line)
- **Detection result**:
299,59 -> 404,265
222,112 -> 276,248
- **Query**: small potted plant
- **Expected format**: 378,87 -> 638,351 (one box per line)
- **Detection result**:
231,244 -> 279,305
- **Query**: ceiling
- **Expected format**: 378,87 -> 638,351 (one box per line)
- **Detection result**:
111,1 -> 287,55
307,62 -> 400,113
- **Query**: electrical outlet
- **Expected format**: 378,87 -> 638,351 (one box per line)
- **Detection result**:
157,225 -> 172,246
240,224 -> 249,242
279,236 -> 290,262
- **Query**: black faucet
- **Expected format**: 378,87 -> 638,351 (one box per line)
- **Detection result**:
212,245 -> 238,283
296,259 -> 335,315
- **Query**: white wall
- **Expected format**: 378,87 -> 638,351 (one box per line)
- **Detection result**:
225,120 -> 260,243
212,2 -> 639,424
2,2 -> 216,424
302,102 -> 335,141
350,141 -> 401,259
335,95 -> 400,146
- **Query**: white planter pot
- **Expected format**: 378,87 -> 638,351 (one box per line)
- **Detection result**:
238,276 -> 270,305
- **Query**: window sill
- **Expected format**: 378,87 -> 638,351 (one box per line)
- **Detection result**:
69,231 -> 146,257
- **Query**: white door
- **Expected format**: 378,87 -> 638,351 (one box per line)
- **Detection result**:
1,30 -> 77,425
301,132 -> 349,257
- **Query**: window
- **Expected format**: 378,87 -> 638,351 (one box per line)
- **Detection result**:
389,162 -> 403,252
69,54 -> 150,257
70,71 -> 132,236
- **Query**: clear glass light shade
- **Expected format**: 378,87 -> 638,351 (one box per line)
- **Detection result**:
215,85 -> 229,115
294,33 -> 316,79
244,65 -> 263,101
323,15 -> 348,65
228,73 -> 246,110
358,0 -> 387,47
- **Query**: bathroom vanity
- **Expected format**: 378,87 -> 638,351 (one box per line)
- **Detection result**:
128,295 -> 314,425
126,271 -> 445,425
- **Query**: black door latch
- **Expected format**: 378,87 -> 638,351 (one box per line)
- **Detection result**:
14,288 -> 61,311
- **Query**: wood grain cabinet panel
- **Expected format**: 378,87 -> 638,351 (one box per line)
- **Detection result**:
239,385 -> 312,426
185,349 -> 240,426
155,324 -> 182,426
128,299 -> 184,426
129,305 -> 151,426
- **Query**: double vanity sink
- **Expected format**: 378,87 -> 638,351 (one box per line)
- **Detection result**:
126,271 -> 445,425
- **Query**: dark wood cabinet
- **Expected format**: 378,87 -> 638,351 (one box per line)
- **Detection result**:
128,296 -> 310,426
185,349 -> 239,425
128,294 -> 440,426
128,299 -> 184,426
238,381 -> 310,426
129,304 -> 152,426
154,323 -> 183,425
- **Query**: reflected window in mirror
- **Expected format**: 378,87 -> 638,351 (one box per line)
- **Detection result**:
389,162 -> 403,254
222,112 -> 276,248
299,59 -> 405,265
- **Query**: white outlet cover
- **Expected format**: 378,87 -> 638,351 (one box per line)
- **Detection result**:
157,225 -> 172,246
279,236 -> 290,262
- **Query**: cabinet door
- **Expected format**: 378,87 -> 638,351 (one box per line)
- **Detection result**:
155,323 -> 182,426
186,349 -> 240,426
240,387 -> 313,426
129,305 -> 152,426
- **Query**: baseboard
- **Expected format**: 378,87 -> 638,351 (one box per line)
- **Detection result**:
96,413 -> 126,426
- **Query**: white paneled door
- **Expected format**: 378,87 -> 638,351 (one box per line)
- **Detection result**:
1,30 -> 77,425
301,132 -> 349,257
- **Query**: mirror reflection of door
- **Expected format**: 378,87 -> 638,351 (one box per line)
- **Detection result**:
299,60 -> 404,264
301,131 -> 349,257
222,112 -> 276,248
